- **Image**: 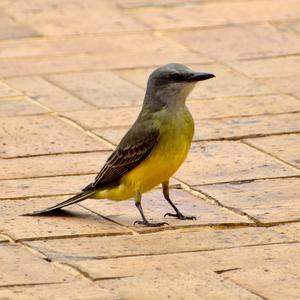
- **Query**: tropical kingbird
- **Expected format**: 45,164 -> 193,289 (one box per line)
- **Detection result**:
24,63 -> 215,226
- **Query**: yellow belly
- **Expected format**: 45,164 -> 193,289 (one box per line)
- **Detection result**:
94,108 -> 194,201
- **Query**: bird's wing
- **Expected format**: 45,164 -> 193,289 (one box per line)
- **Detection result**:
83,121 -> 160,191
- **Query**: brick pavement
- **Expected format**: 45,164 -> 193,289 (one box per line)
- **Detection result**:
0,0 -> 299,299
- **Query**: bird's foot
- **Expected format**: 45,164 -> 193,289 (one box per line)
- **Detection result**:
164,212 -> 196,220
134,220 -> 169,227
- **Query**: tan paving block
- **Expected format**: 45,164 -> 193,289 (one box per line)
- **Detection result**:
82,189 -> 250,233
223,263 -> 300,300
27,226 -> 292,262
5,76 -> 94,112
0,197 -> 130,240
272,222 -> 300,241
0,80 -> 21,97
0,34 -> 209,77
69,243 -> 300,280
0,151 -> 111,180
0,244 -> 72,286
245,134 -> 300,169
47,71 -> 144,108
175,141 -> 298,185
194,112 -> 300,141
0,115 -> 109,158
0,235 -> 8,243
169,24 -> 300,60
229,55 -> 300,78
0,281 -> 119,300
93,127 -> 128,146
0,97 -> 47,117
98,269 -> 263,300
117,0 -> 196,8
197,177 -> 300,223
0,174 -> 94,199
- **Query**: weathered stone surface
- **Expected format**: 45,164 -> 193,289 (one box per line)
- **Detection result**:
168,24 -> 300,60
175,141 -> 298,186
197,177 -> 300,223
0,175 -> 94,199
0,281 -> 119,300
27,226 -> 292,262
0,197 -> 130,240
223,263 -> 300,300
5,76 -> 94,112
81,189 -> 251,233
0,235 -> 8,243
0,80 -> 21,97
245,134 -> 300,169
0,244 -> 72,286
0,151 -> 111,180
194,112 -> 300,141
0,97 -> 47,117
93,127 -> 128,146
0,115 -> 109,158
47,71 -> 145,108
272,222 -> 300,241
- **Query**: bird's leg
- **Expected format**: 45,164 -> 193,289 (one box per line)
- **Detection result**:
134,191 -> 168,227
162,180 -> 196,220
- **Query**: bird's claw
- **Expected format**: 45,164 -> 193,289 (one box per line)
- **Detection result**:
133,220 -> 169,227
164,212 -> 196,220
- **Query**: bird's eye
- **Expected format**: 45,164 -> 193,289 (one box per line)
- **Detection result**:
170,73 -> 184,81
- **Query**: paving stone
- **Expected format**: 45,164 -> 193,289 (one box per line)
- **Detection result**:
272,222 -> 300,241
27,226 -> 292,262
0,235 -> 8,243
0,115 -> 109,158
0,197 -> 130,240
0,281 -> 119,300
47,71 -> 145,108
0,34 -> 209,77
0,151 -> 111,180
93,127 -> 129,146
223,263 -> 300,300
0,80 -> 21,97
69,243 -> 300,280
5,76 -> 94,112
229,55 -> 300,78
117,63 -> 273,99
194,112 -> 300,141
0,97 -> 47,117
197,177 -> 300,223
175,141 -> 298,186
117,0 -> 196,9
82,189 -> 250,233
0,175 -> 94,199
0,244 -> 72,286
245,134 -> 300,169
168,24 -> 300,60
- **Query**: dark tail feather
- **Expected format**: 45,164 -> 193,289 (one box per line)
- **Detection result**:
22,190 -> 95,216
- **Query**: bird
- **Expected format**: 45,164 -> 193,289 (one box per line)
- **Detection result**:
24,63 -> 215,227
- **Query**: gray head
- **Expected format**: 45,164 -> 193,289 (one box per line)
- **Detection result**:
143,63 -> 215,109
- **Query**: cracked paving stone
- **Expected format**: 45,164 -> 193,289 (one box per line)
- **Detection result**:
0,235 -> 8,243
271,222 -> 300,241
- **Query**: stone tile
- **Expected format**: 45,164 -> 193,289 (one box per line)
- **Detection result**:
0,244 -> 72,286
197,177 -> 300,223
168,24 -> 300,60
0,26 -> 39,40
194,112 -> 300,141
272,222 -> 300,241
0,281 -> 119,300
82,189 -> 250,233
245,134 -> 300,169
69,243 -> 300,279
175,141 -> 298,185
117,0 -> 197,9
0,151 -> 111,180
229,55 -> 300,78
0,235 -> 8,243
117,63 -> 273,99
0,115 -> 109,158
0,197 -> 130,240
93,127 -> 129,146
98,269 -> 263,300
27,226 -> 292,262
5,76 -> 94,112
47,71 -> 145,108
0,34 -> 209,77
0,97 -> 47,117
0,80 -> 21,97
63,107 -> 139,129
223,263 -> 300,300
0,175 -> 94,199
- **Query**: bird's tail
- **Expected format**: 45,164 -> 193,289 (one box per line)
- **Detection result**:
22,189 -> 95,216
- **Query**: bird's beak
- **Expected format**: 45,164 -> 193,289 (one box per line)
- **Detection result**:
186,72 -> 215,82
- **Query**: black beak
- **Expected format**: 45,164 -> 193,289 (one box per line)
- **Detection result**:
186,72 -> 215,82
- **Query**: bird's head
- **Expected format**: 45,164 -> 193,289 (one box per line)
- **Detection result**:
144,63 -> 215,108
